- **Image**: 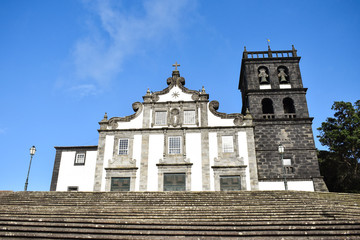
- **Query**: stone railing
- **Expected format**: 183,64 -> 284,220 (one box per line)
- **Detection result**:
243,45 -> 298,59
262,114 -> 275,119
284,114 -> 297,119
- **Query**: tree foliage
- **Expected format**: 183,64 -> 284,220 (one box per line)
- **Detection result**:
317,100 -> 360,192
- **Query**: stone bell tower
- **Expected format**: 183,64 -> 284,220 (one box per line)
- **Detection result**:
238,46 -> 328,191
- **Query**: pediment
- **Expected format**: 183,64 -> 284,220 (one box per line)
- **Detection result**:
143,70 -> 208,103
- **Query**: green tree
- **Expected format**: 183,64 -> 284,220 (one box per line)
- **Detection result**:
317,100 -> 360,192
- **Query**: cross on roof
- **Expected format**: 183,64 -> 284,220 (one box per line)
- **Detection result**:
172,61 -> 180,71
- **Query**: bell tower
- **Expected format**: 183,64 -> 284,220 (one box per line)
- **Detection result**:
239,46 -> 327,191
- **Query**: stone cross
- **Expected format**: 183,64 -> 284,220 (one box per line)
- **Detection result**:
172,61 -> 180,70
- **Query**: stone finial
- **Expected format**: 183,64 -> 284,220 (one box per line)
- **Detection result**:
201,86 -> 206,93
244,108 -> 253,120
292,44 -> 297,57
100,112 -> 108,123
244,46 -> 247,52
146,88 -> 151,96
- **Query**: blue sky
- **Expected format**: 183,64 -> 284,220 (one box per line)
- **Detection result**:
0,0 -> 359,191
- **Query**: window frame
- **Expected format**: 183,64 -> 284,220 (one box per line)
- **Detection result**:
74,152 -> 86,165
168,136 -> 182,154
155,111 -> 167,125
183,110 -> 196,125
222,136 -> 234,153
118,138 -> 129,155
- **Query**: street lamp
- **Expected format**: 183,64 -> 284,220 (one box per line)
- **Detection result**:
24,146 -> 36,191
278,144 -> 288,190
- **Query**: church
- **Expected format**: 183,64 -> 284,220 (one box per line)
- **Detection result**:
50,46 -> 328,192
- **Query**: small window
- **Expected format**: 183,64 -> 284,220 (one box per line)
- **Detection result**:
222,136 -> 234,153
118,139 -> 129,155
111,177 -> 130,191
168,136 -> 181,154
67,186 -> 78,191
155,111 -> 167,125
74,153 -> 85,165
184,110 -> 195,124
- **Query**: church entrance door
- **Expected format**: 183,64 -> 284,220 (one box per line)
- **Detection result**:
220,176 -> 241,191
110,177 -> 131,191
164,173 -> 186,191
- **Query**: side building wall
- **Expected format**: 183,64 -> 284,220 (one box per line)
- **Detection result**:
50,146 -> 97,191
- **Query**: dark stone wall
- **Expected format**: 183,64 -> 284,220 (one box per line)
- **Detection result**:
247,90 -> 309,119
254,119 -> 321,180
243,58 -> 303,90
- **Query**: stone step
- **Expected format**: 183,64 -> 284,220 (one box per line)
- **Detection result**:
0,191 -> 359,239
2,219 -> 360,230
1,227 -> 360,239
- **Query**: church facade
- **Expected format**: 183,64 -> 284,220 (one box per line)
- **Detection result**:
50,47 -> 328,192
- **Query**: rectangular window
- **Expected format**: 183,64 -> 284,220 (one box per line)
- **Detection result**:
74,153 -> 85,165
155,111 -> 167,125
184,110 -> 195,124
67,186 -> 78,191
222,136 -> 234,153
168,136 -> 181,154
118,139 -> 129,155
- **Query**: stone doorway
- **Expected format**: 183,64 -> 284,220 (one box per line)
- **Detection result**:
164,173 -> 186,191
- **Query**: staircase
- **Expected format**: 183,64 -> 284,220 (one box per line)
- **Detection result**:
0,191 -> 360,239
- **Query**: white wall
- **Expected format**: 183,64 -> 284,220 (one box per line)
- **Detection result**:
101,135 -> 114,191
186,133 -> 202,191
116,111 -> 144,129
258,181 -> 314,191
148,134 -> 164,191
157,86 -> 193,102
207,105 -> 236,127
238,131 -> 251,190
208,132 -> 218,191
56,150 -> 97,191
133,134 -> 142,191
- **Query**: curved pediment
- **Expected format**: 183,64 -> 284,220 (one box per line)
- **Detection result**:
99,102 -> 143,130
143,70 -> 208,103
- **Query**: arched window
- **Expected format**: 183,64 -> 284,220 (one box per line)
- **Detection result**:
277,66 -> 289,84
283,97 -> 295,113
262,98 -> 274,114
258,66 -> 269,84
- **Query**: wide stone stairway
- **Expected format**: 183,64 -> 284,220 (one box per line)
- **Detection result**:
0,191 -> 360,239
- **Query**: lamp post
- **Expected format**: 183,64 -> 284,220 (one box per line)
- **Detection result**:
278,144 -> 288,190
24,146 -> 36,191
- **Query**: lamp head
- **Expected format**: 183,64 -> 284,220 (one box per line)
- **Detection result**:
278,144 -> 285,154
30,146 -> 36,156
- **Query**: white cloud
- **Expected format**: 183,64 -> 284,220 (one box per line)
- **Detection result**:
68,0 -> 196,96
